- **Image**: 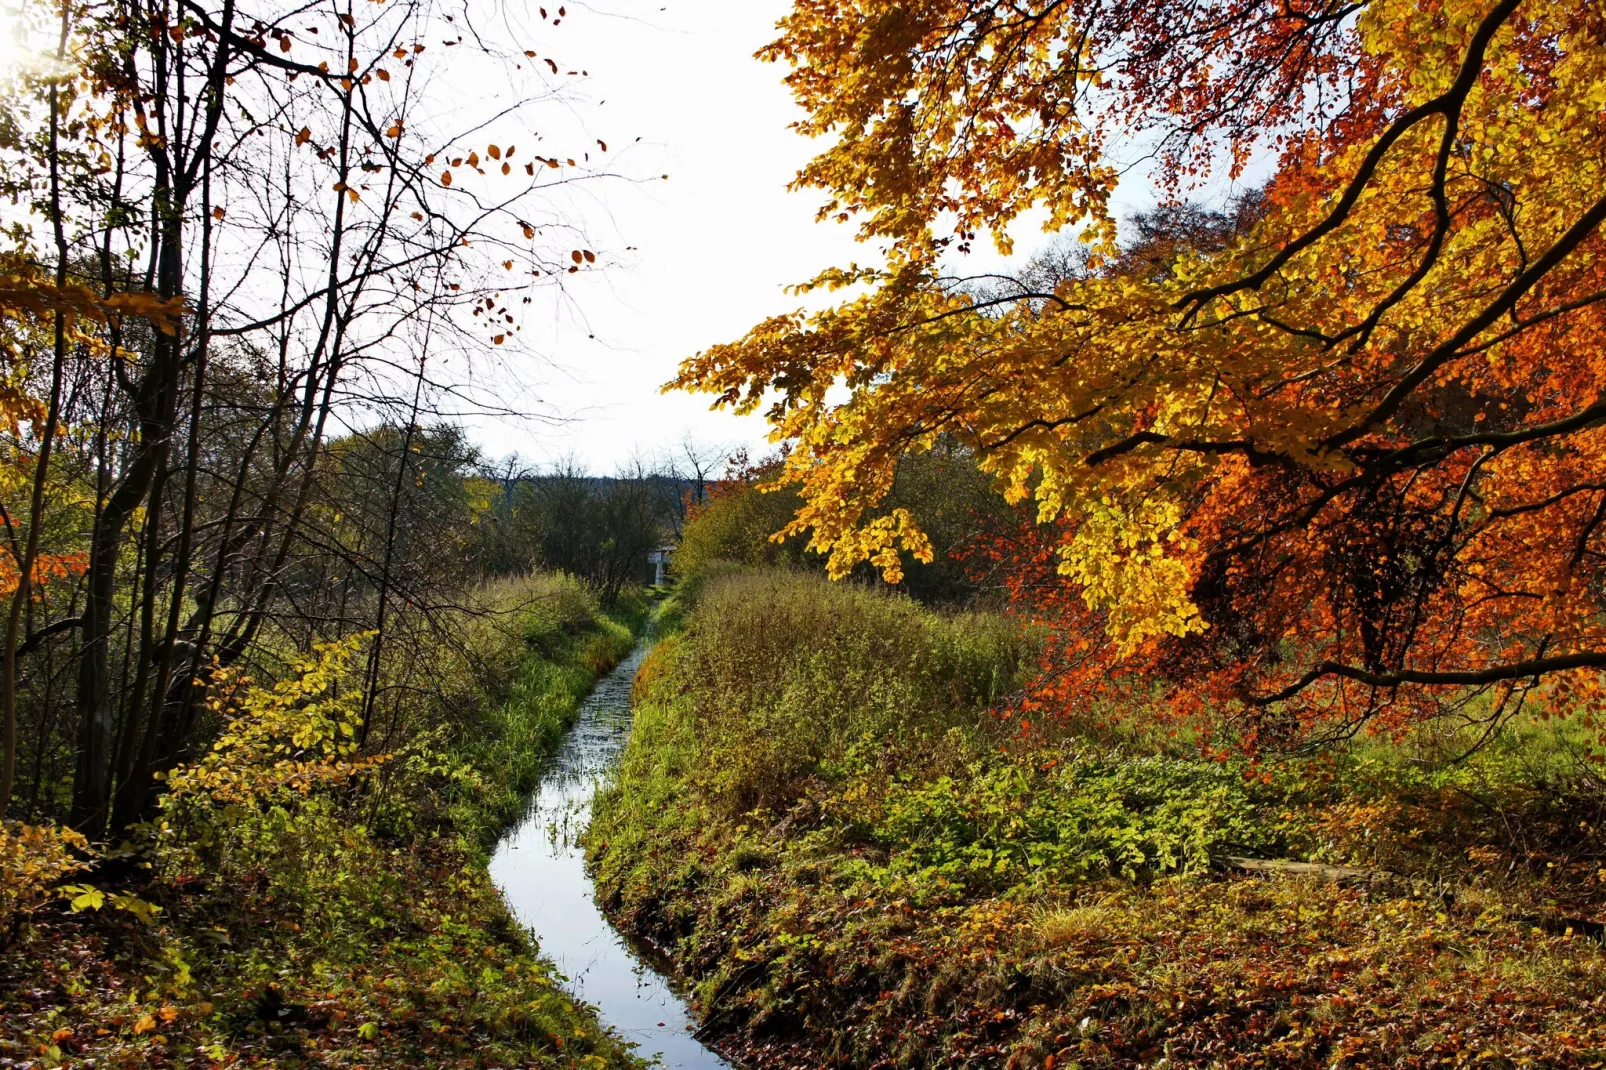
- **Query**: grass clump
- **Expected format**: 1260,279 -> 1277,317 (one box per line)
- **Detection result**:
588,568 -> 1606,1069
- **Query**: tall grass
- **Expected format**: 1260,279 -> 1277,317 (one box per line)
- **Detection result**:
370,572 -> 646,850
648,569 -> 1031,814
588,568 -> 1606,1068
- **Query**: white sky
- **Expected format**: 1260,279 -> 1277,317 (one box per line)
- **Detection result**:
463,0 -> 1241,474
2,0 -> 1262,475
457,0 -> 863,473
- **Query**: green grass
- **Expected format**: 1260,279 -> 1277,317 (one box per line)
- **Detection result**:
588,568 -> 1606,1068
4,574 -> 650,1069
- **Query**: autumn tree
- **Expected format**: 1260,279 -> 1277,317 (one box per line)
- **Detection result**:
673,0 -> 1606,747
0,0 -> 620,829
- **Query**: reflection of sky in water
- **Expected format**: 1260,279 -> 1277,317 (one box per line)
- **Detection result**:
490,645 -> 733,1069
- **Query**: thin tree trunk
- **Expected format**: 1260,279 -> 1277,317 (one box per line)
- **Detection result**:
5,12 -> 74,815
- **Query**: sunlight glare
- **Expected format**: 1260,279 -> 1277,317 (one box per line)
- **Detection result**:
0,6 -> 70,82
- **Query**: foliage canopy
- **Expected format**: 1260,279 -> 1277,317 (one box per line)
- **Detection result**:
674,0 -> 1606,744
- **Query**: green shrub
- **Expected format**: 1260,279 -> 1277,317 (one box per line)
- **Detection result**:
870,741 -> 1283,885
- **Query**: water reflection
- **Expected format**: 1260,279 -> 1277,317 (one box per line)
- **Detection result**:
489,644 -> 734,1069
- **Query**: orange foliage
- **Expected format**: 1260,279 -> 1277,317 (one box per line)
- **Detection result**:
676,0 -> 1606,747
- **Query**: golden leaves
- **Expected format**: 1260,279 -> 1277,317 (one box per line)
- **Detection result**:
672,0 -> 1606,685
0,821 -> 90,928
164,635 -> 385,807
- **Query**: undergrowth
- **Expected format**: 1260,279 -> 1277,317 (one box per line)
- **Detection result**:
588,569 -> 1606,1069
2,573 -> 649,1069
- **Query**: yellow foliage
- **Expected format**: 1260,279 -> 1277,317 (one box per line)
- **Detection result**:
673,0 -> 1606,671
164,635 -> 384,806
0,821 -> 89,927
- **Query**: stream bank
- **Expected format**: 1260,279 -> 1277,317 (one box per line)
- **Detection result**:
491,641 -> 735,1069
585,569 -> 1606,1069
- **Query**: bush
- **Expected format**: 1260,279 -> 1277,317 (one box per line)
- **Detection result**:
589,568 -> 1606,1069
6,571 -> 647,1069
872,743 -> 1282,884
0,821 -> 88,938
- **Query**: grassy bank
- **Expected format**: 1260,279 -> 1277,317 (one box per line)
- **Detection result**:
588,570 -> 1606,1068
3,574 -> 648,1069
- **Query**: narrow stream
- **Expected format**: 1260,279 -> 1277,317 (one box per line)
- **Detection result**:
489,643 -> 734,1069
